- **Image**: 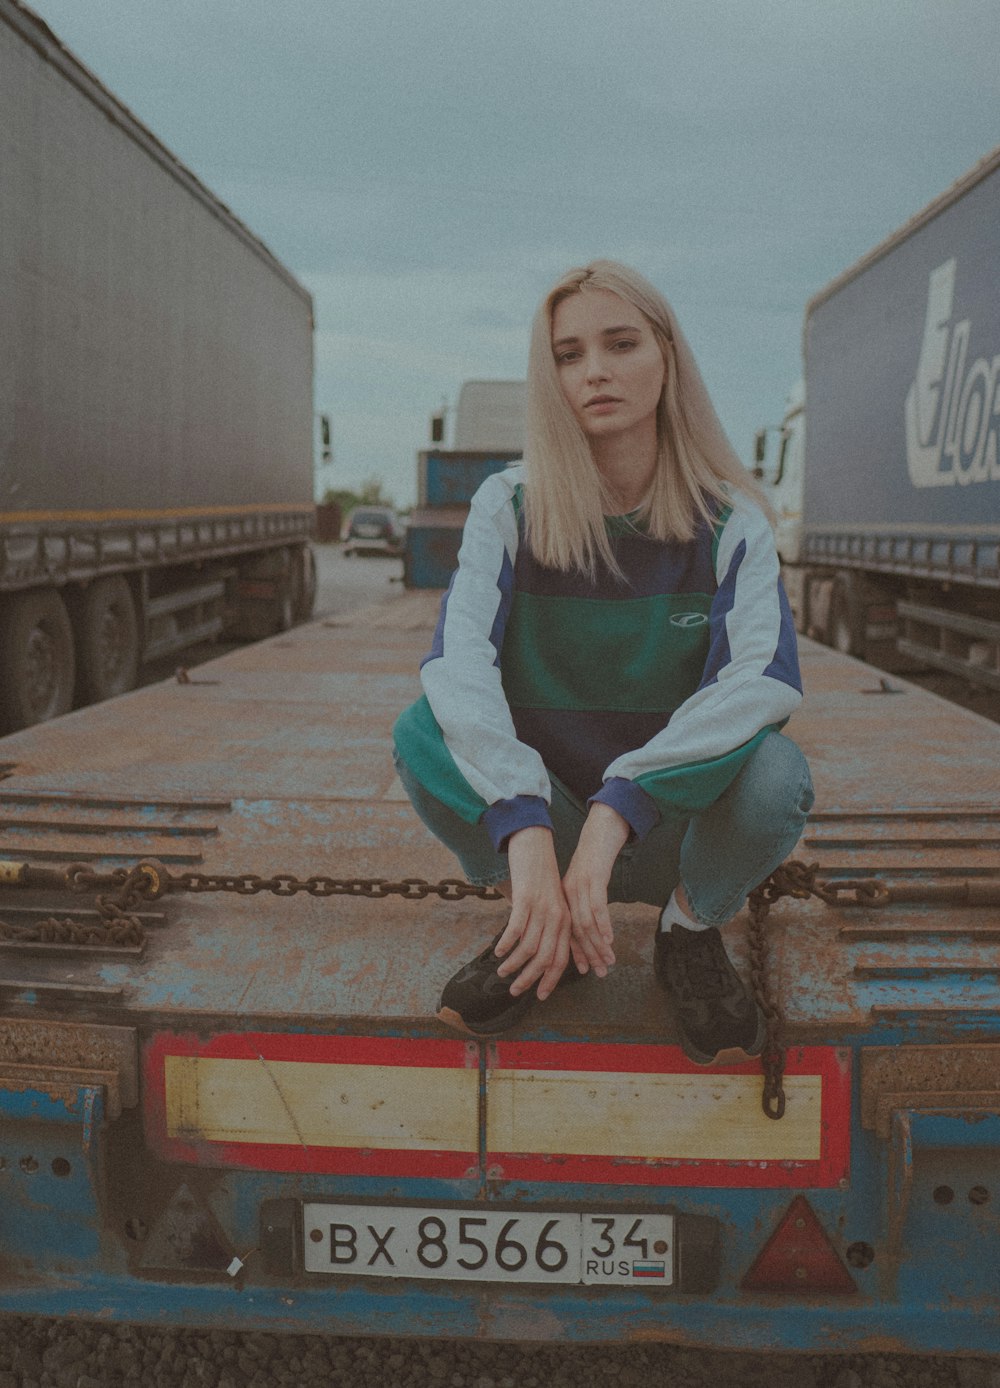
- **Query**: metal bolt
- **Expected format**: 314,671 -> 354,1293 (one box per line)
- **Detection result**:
309,1228 -> 323,1243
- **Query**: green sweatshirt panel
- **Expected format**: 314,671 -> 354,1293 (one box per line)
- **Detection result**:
501,591 -> 712,712
392,696 -> 487,824
634,725 -> 773,817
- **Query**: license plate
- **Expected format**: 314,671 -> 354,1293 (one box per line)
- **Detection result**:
302,1203 -> 674,1287
354,524 -> 381,537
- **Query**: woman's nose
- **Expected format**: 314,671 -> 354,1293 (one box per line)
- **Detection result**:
584,352 -> 609,383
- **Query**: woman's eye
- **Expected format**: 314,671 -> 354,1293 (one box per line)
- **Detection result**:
555,350 -> 580,364
613,339 -> 637,351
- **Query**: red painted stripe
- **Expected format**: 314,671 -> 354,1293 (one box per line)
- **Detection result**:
149,1031 -> 475,1068
155,1133 -> 477,1180
488,1153 -> 838,1189
489,1040 -> 829,1075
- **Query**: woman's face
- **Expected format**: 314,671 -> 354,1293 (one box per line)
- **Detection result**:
551,288 -> 666,447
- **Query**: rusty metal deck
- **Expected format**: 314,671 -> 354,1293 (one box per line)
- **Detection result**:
0,592 -> 997,1040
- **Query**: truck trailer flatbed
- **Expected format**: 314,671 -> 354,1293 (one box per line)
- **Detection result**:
0,592 -> 997,1351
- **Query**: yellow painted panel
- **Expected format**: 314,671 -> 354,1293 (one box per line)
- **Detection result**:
487,1069 -> 822,1162
164,1057 -> 479,1151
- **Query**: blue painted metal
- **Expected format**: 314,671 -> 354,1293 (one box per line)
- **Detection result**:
403,509 -> 465,589
417,452 -> 518,508
406,449 -> 518,587
0,1084 -> 107,1271
0,598 -> 997,1348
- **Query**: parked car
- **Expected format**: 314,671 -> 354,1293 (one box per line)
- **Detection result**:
342,505 -> 405,556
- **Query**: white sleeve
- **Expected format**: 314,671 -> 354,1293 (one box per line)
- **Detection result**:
419,469 -> 551,808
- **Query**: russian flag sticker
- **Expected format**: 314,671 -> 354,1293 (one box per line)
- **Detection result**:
632,1261 -> 667,1279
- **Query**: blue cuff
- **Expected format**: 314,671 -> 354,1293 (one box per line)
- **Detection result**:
482,795 -> 553,853
589,777 -> 660,842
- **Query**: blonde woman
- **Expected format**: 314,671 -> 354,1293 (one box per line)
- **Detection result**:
393,261 -> 813,1064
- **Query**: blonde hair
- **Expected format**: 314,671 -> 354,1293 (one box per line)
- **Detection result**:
523,259 -> 772,577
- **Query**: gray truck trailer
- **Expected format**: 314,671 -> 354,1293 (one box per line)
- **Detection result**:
0,0 -> 316,733
757,143 -> 1000,690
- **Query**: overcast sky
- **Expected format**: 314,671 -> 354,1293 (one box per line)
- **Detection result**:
30,0 -> 1000,506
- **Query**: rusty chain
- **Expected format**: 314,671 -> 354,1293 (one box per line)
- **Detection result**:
166,871 -> 505,902
0,862 -> 154,948
744,858 -> 895,1120
0,863 -> 503,948
4,855 -> 987,1122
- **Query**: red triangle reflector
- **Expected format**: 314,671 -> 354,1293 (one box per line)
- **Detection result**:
741,1194 -> 857,1295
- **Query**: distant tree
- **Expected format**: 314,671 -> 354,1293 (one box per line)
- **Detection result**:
359,476 -> 389,505
321,477 -> 397,514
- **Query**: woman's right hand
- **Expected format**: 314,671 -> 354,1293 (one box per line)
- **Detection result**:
494,826 -> 572,1001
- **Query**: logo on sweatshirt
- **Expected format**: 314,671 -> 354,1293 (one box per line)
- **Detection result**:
669,612 -> 709,628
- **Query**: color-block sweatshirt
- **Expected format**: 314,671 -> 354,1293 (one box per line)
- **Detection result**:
393,465 -> 803,852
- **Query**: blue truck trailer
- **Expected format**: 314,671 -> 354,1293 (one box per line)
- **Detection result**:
405,382 -> 524,588
757,143 -> 1000,691
0,585 -> 997,1352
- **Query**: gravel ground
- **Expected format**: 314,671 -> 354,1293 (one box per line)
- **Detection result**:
0,1318 -> 998,1388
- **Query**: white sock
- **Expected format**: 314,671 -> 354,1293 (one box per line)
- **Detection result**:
658,888 -> 709,933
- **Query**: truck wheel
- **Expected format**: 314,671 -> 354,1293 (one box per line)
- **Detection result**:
830,576 -> 863,657
77,575 -> 140,704
275,577 -> 295,632
292,544 -> 317,622
0,589 -> 76,733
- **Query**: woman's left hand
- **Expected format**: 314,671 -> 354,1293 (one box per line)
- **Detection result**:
562,802 -> 629,975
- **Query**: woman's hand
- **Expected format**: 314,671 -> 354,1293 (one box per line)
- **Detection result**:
494,826 -> 572,1001
562,802 -> 628,976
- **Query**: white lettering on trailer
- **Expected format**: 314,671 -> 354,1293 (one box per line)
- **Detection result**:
905,258 -> 1000,488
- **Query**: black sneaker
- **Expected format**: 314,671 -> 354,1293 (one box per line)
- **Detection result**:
437,931 -> 584,1037
653,923 -> 765,1065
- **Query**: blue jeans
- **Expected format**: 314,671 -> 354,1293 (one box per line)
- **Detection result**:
393,731 -> 814,926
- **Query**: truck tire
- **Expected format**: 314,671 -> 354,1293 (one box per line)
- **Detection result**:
292,544 -> 317,622
230,549 -> 295,639
76,575 -> 140,704
0,588 -> 76,733
830,575 -> 864,657
275,576 -> 295,633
